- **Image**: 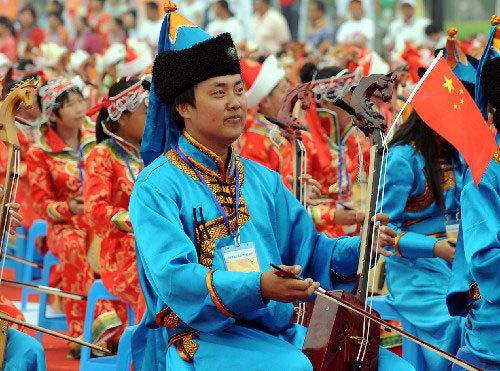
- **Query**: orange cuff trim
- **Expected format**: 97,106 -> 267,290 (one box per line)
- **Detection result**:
394,232 -> 408,258
206,270 -> 238,318
427,232 -> 447,238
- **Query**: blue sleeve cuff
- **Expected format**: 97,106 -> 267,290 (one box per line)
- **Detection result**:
396,232 -> 438,259
209,271 -> 267,317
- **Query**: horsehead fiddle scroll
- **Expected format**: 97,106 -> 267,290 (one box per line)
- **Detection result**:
0,80 -> 110,369
274,82 -> 313,203
274,73 -> 480,371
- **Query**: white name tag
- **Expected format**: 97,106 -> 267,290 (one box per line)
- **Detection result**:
221,242 -> 261,273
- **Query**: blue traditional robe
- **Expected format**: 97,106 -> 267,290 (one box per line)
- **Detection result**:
378,143 -> 465,370
447,133 -> 500,368
4,328 -> 46,371
129,131 -> 412,370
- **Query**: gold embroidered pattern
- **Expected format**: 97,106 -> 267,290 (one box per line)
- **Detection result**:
156,307 -> 182,329
404,160 -> 456,213
166,149 -> 250,269
469,281 -> 482,302
493,147 -> 500,165
168,330 -> 199,363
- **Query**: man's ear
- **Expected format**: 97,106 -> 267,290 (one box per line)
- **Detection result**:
49,112 -> 58,124
176,102 -> 193,120
259,96 -> 270,113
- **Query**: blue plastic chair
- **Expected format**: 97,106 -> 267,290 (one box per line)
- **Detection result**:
3,226 -> 28,280
36,251 -> 68,342
21,220 -> 48,310
80,280 -> 135,371
116,326 -> 135,371
369,295 -> 425,371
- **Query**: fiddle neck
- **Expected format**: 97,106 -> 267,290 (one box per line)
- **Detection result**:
356,129 -> 384,302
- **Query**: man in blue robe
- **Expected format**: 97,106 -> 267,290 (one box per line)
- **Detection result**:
129,5 -> 413,370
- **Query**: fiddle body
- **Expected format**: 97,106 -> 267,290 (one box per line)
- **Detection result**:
303,291 -> 380,371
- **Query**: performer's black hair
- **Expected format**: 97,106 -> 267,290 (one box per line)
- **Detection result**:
172,86 -> 196,131
388,110 -> 459,210
96,77 -> 140,144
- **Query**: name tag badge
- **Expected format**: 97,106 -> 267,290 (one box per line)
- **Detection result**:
221,242 -> 261,273
445,213 -> 460,240
445,223 -> 459,239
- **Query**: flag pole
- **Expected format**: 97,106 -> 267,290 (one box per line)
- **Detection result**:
384,50 -> 444,145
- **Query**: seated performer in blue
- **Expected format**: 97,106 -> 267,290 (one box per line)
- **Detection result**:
3,327 -> 46,371
378,110 -> 465,370
129,4 -> 413,371
447,26 -> 500,369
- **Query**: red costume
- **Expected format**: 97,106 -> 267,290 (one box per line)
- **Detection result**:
84,136 -> 146,322
26,121 -> 124,345
238,114 -> 289,173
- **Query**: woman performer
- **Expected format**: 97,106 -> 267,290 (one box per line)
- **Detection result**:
284,63 -> 368,238
84,77 -> 149,322
26,78 -> 124,357
378,110 -> 465,370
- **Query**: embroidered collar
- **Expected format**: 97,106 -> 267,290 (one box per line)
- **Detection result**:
36,121 -> 93,153
102,122 -> 142,161
178,130 -> 236,180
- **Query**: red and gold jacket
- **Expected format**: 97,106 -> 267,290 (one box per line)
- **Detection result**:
26,120 -> 96,252
282,109 -> 369,237
237,113 -> 290,174
0,124 -> 39,228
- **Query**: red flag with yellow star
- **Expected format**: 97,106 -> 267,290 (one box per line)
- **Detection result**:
411,57 -> 497,185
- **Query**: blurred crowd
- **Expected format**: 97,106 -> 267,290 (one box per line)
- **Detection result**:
0,0 -> 492,107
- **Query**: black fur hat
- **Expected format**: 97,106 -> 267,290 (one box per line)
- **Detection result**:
480,57 -> 500,110
152,33 -> 241,106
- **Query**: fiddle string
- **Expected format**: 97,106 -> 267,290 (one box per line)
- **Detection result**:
300,140 -> 308,207
0,149 -> 19,287
359,131 -> 390,362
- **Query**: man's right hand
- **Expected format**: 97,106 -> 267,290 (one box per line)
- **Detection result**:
260,265 -> 320,303
433,238 -> 456,262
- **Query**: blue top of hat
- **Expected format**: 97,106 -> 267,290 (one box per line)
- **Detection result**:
141,5 -> 212,166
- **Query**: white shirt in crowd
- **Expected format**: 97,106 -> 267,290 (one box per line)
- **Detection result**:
176,0 -> 206,26
336,17 -> 375,50
206,17 -> 243,44
383,15 -> 431,55
249,8 -> 291,54
335,0 -> 375,22
138,19 -> 164,47
226,0 -> 252,39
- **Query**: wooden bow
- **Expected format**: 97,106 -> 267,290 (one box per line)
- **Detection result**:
0,81 -> 110,369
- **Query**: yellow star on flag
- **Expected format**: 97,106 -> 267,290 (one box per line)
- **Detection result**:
454,104 -> 458,109
460,98 -> 464,105
443,76 -> 455,94
459,89 -> 464,95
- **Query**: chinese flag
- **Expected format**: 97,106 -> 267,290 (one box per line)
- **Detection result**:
411,57 -> 497,185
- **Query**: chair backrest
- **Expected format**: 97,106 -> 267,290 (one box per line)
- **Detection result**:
22,220 -> 48,283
